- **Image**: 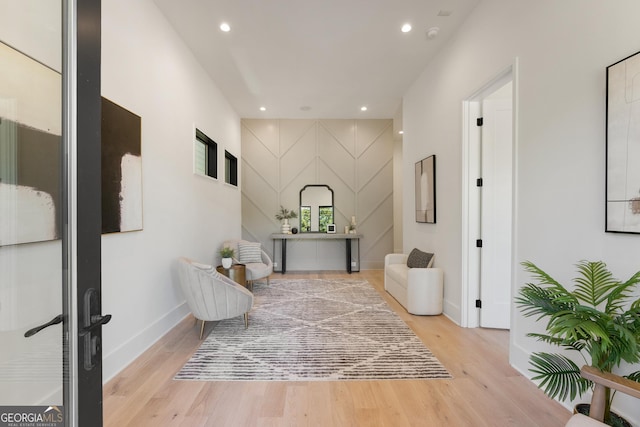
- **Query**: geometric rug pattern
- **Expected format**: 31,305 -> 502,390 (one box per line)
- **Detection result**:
175,278 -> 451,381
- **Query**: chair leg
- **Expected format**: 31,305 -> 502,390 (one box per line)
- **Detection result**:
267,276 -> 270,286
199,320 -> 206,339
244,312 -> 249,329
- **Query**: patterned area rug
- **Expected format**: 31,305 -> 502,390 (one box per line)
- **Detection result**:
175,278 -> 451,381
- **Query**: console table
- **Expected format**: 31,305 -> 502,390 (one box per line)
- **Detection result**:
270,233 -> 362,274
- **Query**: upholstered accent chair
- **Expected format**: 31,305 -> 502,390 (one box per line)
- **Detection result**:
223,239 -> 273,287
565,366 -> 640,426
177,257 -> 254,339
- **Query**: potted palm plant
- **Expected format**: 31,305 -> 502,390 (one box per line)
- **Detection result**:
516,260 -> 640,427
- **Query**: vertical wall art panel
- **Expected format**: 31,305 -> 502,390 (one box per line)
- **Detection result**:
0,42 -> 61,246
101,97 -> 142,234
606,50 -> 640,234
415,155 -> 436,223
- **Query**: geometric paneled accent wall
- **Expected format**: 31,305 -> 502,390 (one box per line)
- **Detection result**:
241,118 -> 394,270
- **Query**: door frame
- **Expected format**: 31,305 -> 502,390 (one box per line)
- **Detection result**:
461,60 -> 518,328
63,0 -> 103,425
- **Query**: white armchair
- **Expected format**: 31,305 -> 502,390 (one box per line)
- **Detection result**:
177,257 -> 254,339
223,239 -> 273,286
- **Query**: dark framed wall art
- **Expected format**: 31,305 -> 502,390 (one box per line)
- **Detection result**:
415,155 -> 436,223
101,97 -> 143,234
606,50 -> 640,234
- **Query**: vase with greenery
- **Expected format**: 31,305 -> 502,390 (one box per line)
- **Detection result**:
219,247 -> 235,269
516,260 -> 640,426
275,205 -> 297,233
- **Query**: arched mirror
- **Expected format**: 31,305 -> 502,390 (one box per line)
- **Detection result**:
300,185 -> 334,232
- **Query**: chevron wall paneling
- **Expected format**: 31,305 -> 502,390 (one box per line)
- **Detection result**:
241,119 -> 394,271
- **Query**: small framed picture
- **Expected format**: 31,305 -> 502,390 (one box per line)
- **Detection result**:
327,224 -> 336,233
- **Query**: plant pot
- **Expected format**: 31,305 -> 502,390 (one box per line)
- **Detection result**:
221,258 -> 232,269
281,218 -> 291,234
574,404 -> 631,427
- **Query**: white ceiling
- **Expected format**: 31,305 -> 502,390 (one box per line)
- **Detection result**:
153,0 -> 480,119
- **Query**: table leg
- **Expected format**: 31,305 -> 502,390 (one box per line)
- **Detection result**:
346,239 -> 352,274
281,239 -> 287,274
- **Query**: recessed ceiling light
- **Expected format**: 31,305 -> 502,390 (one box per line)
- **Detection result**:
399,130 -> 404,135
259,106 -> 266,111
401,23 -> 412,33
220,22 -> 231,32
360,106 -> 368,111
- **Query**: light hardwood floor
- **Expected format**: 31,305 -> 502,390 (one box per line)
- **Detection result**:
103,270 -> 572,426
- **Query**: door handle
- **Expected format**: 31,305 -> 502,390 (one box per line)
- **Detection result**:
79,314 -> 112,337
82,288 -> 111,370
24,314 -> 64,338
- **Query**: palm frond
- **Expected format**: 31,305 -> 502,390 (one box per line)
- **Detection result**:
516,283 -> 573,320
521,261 -> 578,304
573,261 -> 618,307
624,370 -> 640,383
547,309 -> 610,344
526,333 -> 585,351
529,352 -> 590,401
605,269 -> 640,314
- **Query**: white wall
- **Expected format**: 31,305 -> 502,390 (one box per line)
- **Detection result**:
403,0 -> 640,421
101,0 -> 242,381
241,119 -> 394,270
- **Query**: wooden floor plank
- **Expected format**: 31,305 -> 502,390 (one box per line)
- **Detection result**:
104,270 -> 571,426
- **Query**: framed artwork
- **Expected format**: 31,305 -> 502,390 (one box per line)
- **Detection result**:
415,155 -> 436,223
0,42 -> 62,246
101,97 -> 143,234
606,50 -> 640,233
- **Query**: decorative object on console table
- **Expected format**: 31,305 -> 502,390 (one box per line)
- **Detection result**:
606,49 -> 640,234
275,205 -> 297,234
349,216 -> 357,234
219,246 -> 235,269
415,155 -> 436,223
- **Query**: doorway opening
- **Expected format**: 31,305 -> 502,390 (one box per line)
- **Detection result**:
461,65 -> 516,329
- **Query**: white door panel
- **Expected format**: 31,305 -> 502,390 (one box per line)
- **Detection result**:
480,95 -> 513,329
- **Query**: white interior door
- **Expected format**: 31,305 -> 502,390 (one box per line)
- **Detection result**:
479,84 -> 513,329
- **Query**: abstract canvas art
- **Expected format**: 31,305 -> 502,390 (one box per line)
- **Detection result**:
415,155 -> 436,223
101,97 -> 143,234
0,42 -> 62,246
606,50 -> 640,234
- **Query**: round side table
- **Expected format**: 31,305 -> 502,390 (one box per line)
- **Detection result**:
216,264 -> 247,289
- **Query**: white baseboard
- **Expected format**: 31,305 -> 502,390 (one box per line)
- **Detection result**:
102,302 -> 190,383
